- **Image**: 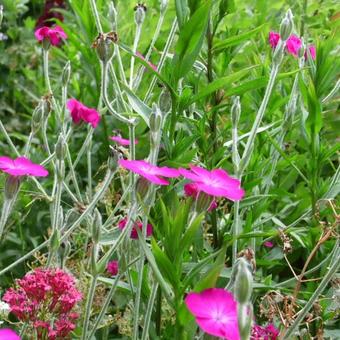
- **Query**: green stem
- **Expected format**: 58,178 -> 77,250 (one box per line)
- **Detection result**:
141,282 -> 159,340
81,275 -> 98,340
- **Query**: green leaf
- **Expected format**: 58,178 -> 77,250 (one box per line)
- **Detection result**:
187,65 -> 259,105
120,82 -> 151,126
213,24 -> 266,53
172,1 -> 212,82
176,0 -> 189,29
179,214 -> 204,252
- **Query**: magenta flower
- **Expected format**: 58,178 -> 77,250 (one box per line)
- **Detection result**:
286,34 -> 302,57
0,329 -> 20,340
118,217 -> 153,239
305,45 -> 316,60
263,241 -> 274,248
268,32 -> 280,49
67,99 -> 100,128
185,288 -> 240,340
3,268 -> 82,339
119,159 -> 180,185
184,183 -> 217,211
179,166 -> 244,201
34,25 -> 67,46
110,135 -> 139,146
107,260 -> 119,276
0,156 -> 48,177
251,323 -> 279,340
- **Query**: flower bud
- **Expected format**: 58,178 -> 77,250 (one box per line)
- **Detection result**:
108,146 -> 120,171
149,104 -> 162,132
31,101 -> 44,133
92,209 -> 102,244
272,40 -> 285,65
231,96 -> 241,126
160,0 -> 168,14
5,175 -> 20,200
62,61 -> 71,87
58,240 -> 71,268
55,134 -> 65,161
41,95 -> 52,119
234,258 -> 253,304
158,88 -> 172,114
279,9 -> 294,41
50,228 -> 61,252
134,3 -> 147,25
92,32 -> 118,63
238,303 -> 253,339
136,177 -> 149,198
298,38 -> 305,59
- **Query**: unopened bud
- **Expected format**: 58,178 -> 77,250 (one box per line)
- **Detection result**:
231,96 -> 241,126
160,0 -> 168,14
298,38 -> 305,59
235,258 -> 253,304
41,95 -> 52,119
158,88 -> 172,114
280,9 -> 293,41
57,162 -> 65,181
58,240 -> 71,268
238,303 -> 253,339
272,40 -> 285,65
50,228 -> 61,252
5,175 -> 20,200
92,32 -> 118,63
149,104 -> 162,132
32,101 -> 44,132
134,3 -> 147,25
92,210 -> 102,244
62,61 -> 71,86
136,177 -> 149,198
55,134 -> 65,160
108,146 -> 120,170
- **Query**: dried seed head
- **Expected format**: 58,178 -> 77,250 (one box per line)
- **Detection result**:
92,32 -> 118,63
134,3 -> 147,25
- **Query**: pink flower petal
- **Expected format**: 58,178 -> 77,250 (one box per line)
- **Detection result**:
286,34 -> 302,57
34,27 -> 50,41
53,26 -> 67,39
0,329 -> 20,340
0,156 -> 48,177
269,31 -> 280,48
110,136 -> 139,146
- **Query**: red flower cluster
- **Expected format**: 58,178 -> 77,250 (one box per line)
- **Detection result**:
3,268 -> 82,340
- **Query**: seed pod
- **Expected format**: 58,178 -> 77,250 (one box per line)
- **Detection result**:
31,101 -> 44,133
62,61 -> 71,87
235,258 -> 253,304
134,3 -> 147,25
298,38 -> 305,59
272,40 -> 285,65
280,9 -> 294,41
92,32 -> 118,63
4,175 -> 20,200
108,146 -> 120,171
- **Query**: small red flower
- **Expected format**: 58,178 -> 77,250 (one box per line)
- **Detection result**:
35,25 -> 67,46
67,99 -> 100,128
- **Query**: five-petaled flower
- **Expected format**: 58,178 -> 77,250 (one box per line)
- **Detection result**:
110,135 -> 139,146
0,157 -> 48,177
67,99 -> 100,128
118,217 -> 153,239
179,165 -> 244,201
35,25 -> 67,46
107,261 -> 119,276
119,159 -> 180,185
0,328 -> 20,340
185,288 -> 240,340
